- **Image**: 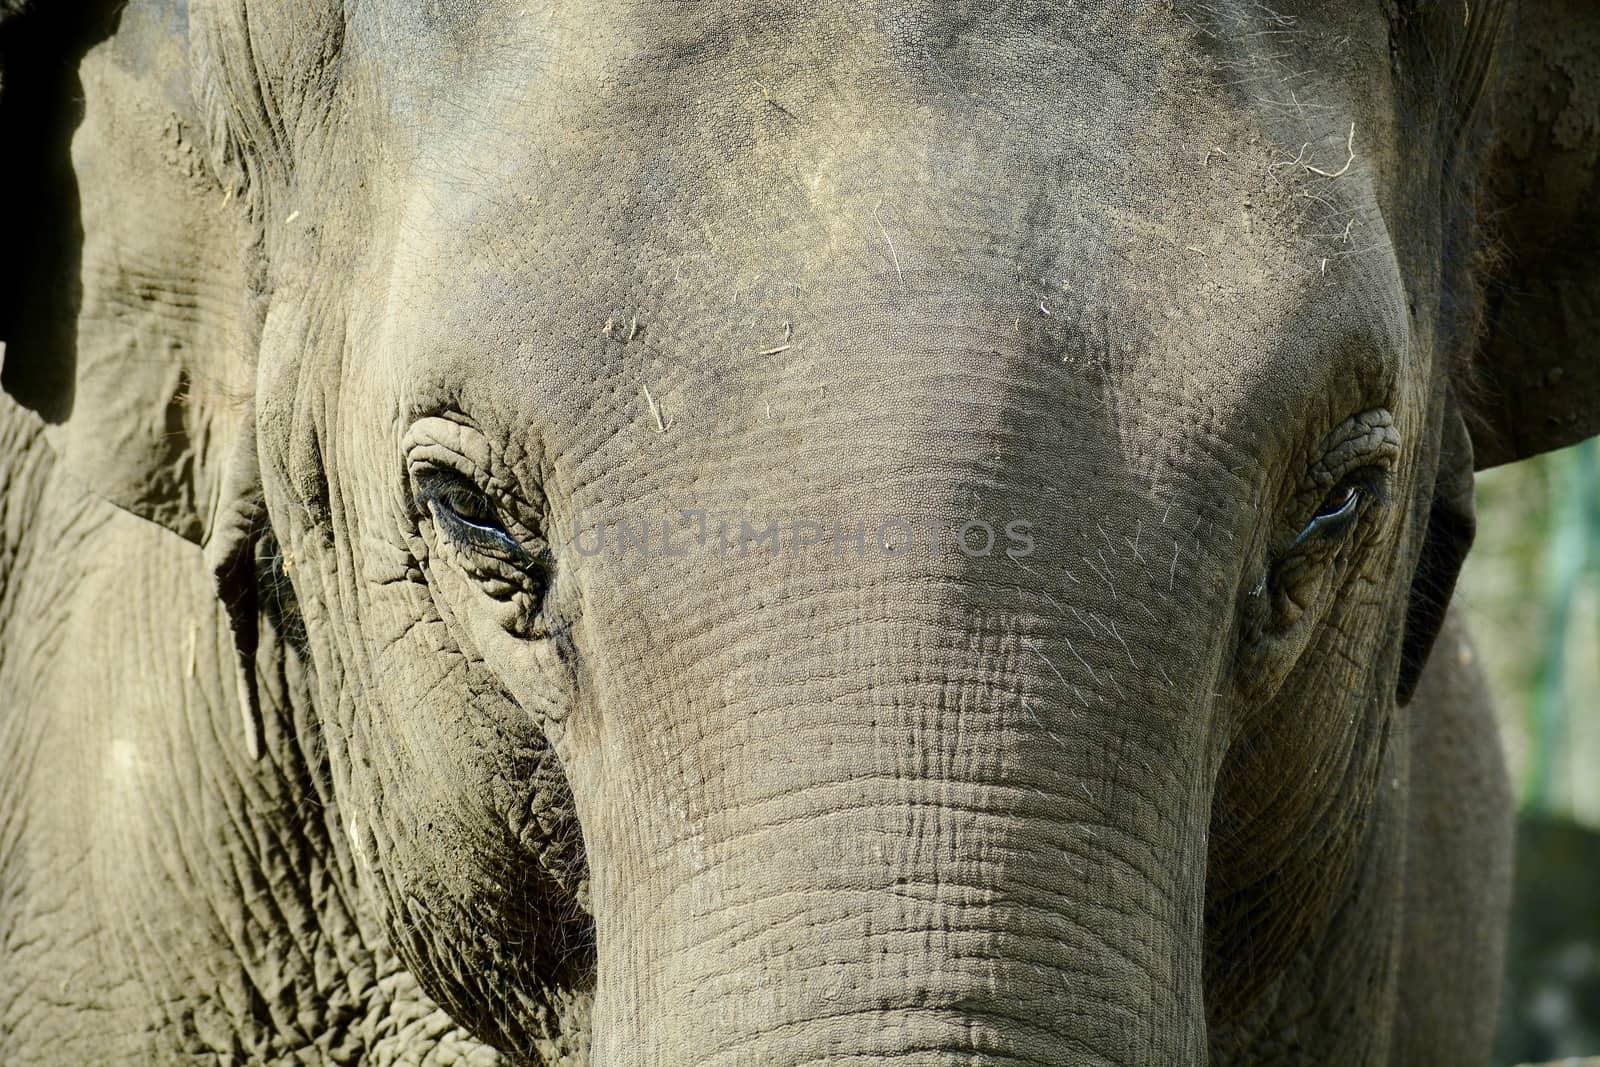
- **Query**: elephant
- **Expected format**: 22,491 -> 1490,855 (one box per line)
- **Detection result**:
1,0 -> 1598,1063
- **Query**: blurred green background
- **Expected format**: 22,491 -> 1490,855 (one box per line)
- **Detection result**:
1456,439 -> 1600,1065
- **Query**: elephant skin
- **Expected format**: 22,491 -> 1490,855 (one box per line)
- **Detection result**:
3,0 -> 1599,1064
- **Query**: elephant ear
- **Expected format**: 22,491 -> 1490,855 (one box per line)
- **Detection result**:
1466,0 -> 1600,469
0,0 -> 266,753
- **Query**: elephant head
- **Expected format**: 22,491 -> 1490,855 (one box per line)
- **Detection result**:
2,0 -> 1597,1063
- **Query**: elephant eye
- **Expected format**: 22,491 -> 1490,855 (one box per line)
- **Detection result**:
439,485 -> 500,528
415,473 -> 534,563
1292,483 -> 1364,546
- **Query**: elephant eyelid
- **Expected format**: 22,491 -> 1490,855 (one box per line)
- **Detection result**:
1290,473 -> 1384,548
413,474 -> 534,563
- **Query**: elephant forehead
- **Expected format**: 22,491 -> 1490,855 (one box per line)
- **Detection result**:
364,0 -> 1409,497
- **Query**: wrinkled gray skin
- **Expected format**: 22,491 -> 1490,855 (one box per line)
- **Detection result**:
2,0 -> 1598,1064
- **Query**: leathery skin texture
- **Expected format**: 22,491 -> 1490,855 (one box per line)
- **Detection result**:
4,0 -> 1596,1063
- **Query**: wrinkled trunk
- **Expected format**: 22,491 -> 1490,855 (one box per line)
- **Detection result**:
584,598 -> 1215,1064
545,273 -> 1248,1063
561,443 -> 1236,1063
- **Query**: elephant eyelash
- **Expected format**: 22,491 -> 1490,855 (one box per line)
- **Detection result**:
413,473 -> 538,566
1291,471 -> 1386,549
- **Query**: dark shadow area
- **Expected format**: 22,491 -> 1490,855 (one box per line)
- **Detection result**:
1496,814 -> 1600,1065
0,0 -> 125,420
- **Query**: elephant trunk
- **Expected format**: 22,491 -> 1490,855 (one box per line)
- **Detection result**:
557,279 -> 1238,1063
579,582 -> 1218,1065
